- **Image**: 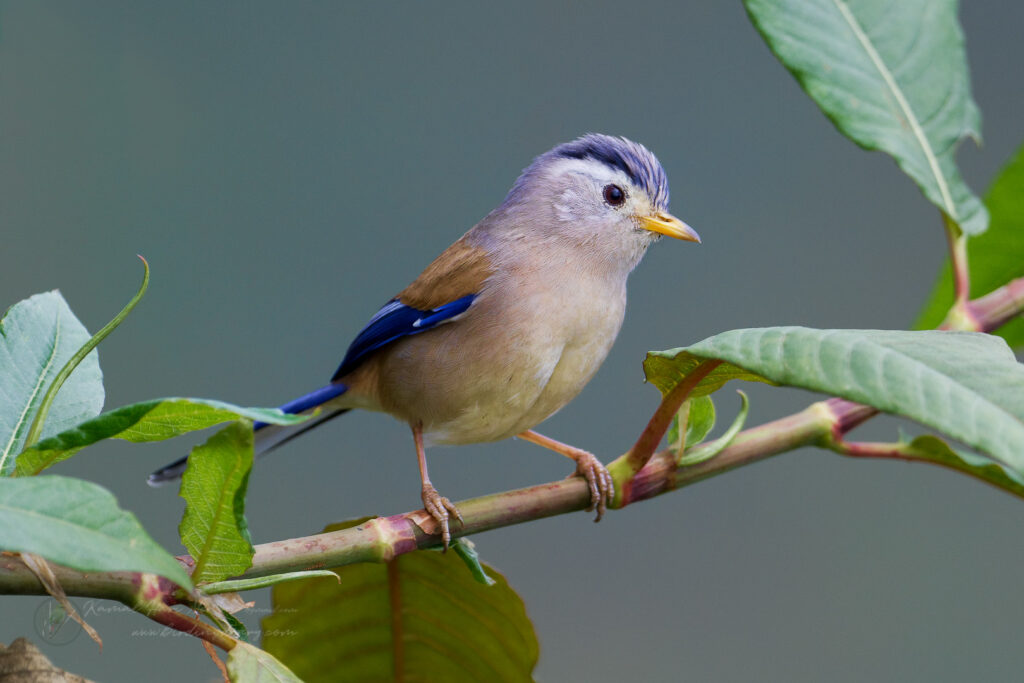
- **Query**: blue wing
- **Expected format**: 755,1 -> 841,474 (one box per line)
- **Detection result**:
331,294 -> 477,380
150,294 -> 476,486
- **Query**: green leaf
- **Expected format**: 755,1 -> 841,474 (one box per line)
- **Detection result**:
450,538 -> 497,587
684,396 -> 716,449
224,611 -> 251,645
900,435 -> 1024,499
178,422 -> 254,584
227,642 -> 304,683
679,391 -> 750,467
744,0 -> 987,234
24,257 -> 149,450
202,570 -> 339,595
14,397 -> 306,477
0,475 -> 191,589
645,350 -> 773,399
0,292 -> 104,476
916,143 -> 1024,345
650,328 -> 1024,474
667,396 -> 716,453
262,523 -> 538,682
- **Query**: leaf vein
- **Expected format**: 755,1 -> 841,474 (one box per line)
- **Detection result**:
830,0 -> 956,219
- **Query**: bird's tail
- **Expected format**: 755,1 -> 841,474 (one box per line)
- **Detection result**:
146,383 -> 349,486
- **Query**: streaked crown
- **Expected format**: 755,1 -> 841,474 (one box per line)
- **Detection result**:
548,134 -> 670,209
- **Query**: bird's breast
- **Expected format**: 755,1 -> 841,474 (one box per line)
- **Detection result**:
369,265 -> 628,446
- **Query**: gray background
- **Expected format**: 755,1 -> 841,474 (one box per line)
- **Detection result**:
2,2 -> 1023,681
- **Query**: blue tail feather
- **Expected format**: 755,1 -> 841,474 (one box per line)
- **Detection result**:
254,383 -> 348,429
147,383 -> 349,486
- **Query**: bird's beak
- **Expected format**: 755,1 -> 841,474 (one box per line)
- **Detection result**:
639,211 -> 701,243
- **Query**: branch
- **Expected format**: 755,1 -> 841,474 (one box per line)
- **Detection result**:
185,397 -> 854,580
2,275 -> 1023,629
968,276 -> 1024,332
0,555 -> 237,651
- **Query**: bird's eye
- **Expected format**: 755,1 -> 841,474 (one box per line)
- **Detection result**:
602,184 -> 625,207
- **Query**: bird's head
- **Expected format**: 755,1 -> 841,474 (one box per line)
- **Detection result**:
495,134 -> 699,270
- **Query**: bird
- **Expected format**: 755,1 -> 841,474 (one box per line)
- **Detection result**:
149,134 -> 700,547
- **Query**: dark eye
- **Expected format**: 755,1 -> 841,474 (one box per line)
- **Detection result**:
602,184 -> 625,207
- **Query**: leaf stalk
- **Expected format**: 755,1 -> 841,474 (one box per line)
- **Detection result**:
608,359 -> 721,503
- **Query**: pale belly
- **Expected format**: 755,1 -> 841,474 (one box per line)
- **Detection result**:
426,328 -> 617,445
366,282 -> 626,446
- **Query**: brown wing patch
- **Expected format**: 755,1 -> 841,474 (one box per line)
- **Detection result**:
398,235 -> 494,310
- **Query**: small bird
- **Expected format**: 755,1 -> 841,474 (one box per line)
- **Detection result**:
150,134 -> 699,546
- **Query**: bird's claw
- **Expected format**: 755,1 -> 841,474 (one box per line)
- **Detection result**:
568,450 -> 614,522
421,483 -> 462,550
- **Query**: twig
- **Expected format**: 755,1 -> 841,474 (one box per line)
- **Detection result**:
0,555 -> 237,651
1,274 -> 1023,641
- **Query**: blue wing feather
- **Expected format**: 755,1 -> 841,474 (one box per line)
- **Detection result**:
149,294 -> 476,487
331,294 -> 476,380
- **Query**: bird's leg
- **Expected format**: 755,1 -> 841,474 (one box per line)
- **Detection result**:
412,422 -> 462,549
516,430 -> 614,521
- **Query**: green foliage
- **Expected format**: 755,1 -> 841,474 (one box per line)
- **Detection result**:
650,328 -> 1024,487
668,396 -> 715,454
678,391 -> 749,467
202,570 -> 340,595
1,4 -> 1024,681
451,537 -> 497,586
897,435 -> 1024,499
645,350 -> 773,399
0,475 -> 191,588
262,522 -> 538,682
226,642 -> 304,683
744,0 -> 987,235
22,256 -> 149,450
665,393 -> 751,467
0,283 -> 313,649
916,143 -> 1024,344
179,421 -> 256,584
0,291 -> 103,475
15,397 -> 306,476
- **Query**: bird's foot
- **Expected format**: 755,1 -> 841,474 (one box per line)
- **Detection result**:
567,449 -> 614,522
421,483 -> 462,550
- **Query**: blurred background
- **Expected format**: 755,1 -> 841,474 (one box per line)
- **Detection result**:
2,2 -> 1023,681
